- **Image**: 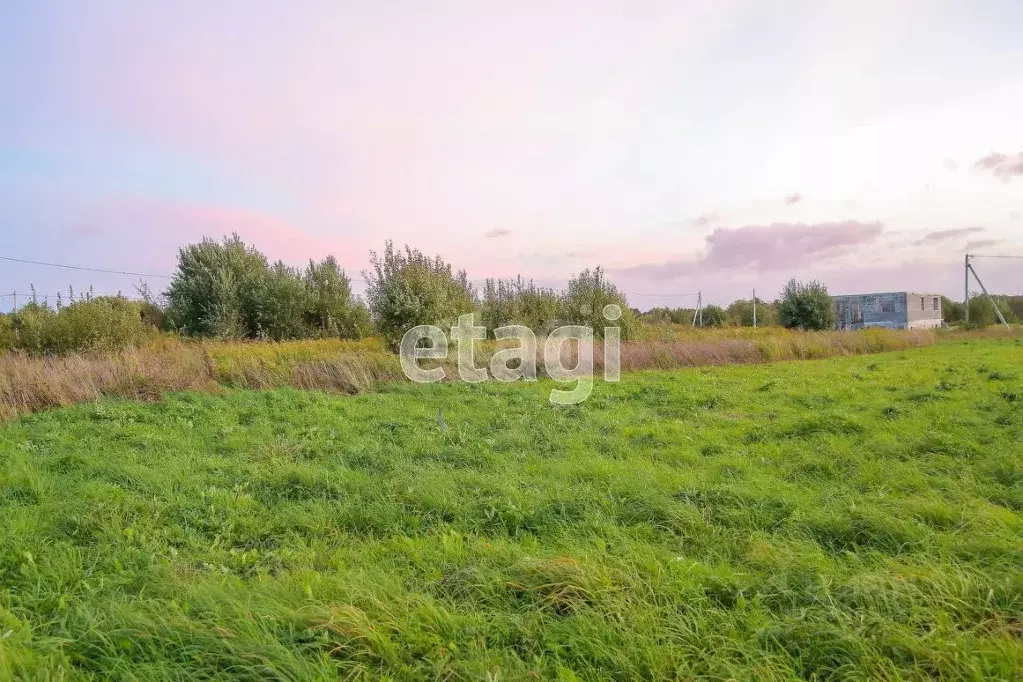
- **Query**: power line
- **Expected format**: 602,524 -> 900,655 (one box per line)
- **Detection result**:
0,292 -> 143,299
968,254 -> 1023,260
0,255 -> 171,279
628,291 -> 700,297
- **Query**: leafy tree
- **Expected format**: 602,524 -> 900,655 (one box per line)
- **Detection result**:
725,297 -> 778,327
480,276 -> 560,333
560,266 -> 635,339
779,279 -> 835,330
480,278 -> 517,331
698,304 -> 728,327
941,296 -> 965,325
246,261 -> 311,340
164,234 -> 267,338
640,306 -> 695,325
165,234 -> 366,340
0,314 -> 14,351
363,241 -> 476,349
966,296 -> 1013,328
515,283 -> 561,333
342,300 -> 375,339
1004,295 -> 1023,321
304,256 -> 358,337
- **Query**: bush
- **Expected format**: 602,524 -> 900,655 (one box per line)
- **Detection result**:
342,301 -> 375,340
1005,295 -> 1023,321
941,296 -> 965,325
0,315 -> 17,352
698,304 -> 728,327
164,234 -> 267,338
164,234 -> 367,341
560,267 -> 635,340
639,307 -> 695,326
480,276 -> 561,334
727,298 -> 779,327
363,241 -> 476,349
966,296 -> 1013,328
304,256 -> 358,337
246,261 -> 311,340
0,297 -> 153,354
779,279 -> 836,330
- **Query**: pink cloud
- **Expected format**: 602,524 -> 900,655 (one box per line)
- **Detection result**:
784,193 -> 803,204
973,151 -> 1023,181
913,226 -> 985,244
610,220 -> 884,282
704,221 -> 882,271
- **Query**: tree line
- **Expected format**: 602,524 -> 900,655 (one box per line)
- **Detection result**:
0,235 -> 636,352
159,237 -> 844,346
163,235 -> 639,348
638,280 -> 836,330
2,235 -> 1019,354
940,295 -> 1023,327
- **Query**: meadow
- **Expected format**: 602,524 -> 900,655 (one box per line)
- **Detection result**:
0,336 -> 1020,679
0,327 -> 938,422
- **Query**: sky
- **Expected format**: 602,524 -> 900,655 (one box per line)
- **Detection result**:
1,0 -> 1022,310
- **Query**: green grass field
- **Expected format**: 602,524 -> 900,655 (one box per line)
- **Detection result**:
1,338 -> 1021,680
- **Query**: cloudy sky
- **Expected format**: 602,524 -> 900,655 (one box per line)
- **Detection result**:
2,0 -> 1021,308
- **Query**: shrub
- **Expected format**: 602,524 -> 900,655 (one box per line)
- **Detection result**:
164,234 -> 267,338
698,304 -> 728,327
246,261 -> 312,340
480,276 -> 561,334
0,315 -> 17,352
165,234 -> 367,341
639,307 -> 696,326
1005,295 -> 1023,321
966,296 -> 1013,328
341,300 -> 374,340
363,241 -> 476,349
304,256 -> 357,337
560,267 -> 635,340
941,296 -> 965,325
779,279 -> 836,330
1,297 -> 153,354
727,298 -> 779,327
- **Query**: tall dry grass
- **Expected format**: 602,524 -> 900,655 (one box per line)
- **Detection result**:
615,328 -> 937,370
0,345 -> 216,421
0,327 -> 949,421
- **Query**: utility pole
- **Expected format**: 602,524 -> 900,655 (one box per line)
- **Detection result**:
752,288 -> 757,328
964,254 -> 970,324
11,291 -> 15,313
691,291 -> 703,327
966,257 -> 1010,329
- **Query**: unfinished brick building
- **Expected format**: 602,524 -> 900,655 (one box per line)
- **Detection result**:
832,291 -> 943,330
